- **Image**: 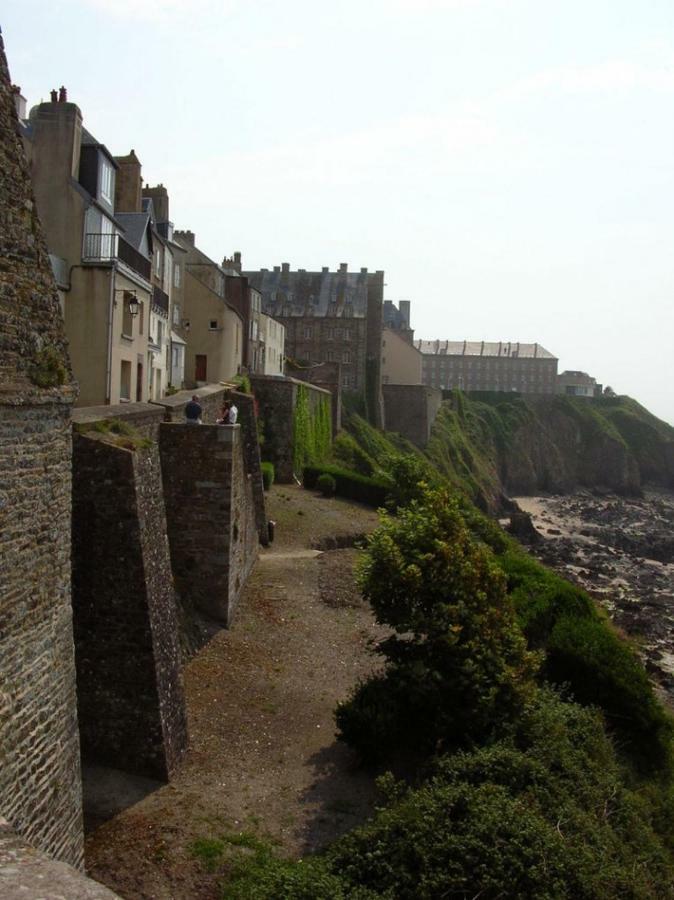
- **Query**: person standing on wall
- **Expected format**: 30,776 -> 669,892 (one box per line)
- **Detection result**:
228,400 -> 238,424
185,394 -> 202,424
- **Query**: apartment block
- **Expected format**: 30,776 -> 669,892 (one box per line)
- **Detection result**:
415,340 -> 558,394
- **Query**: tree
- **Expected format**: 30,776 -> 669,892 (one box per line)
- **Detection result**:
337,487 -> 538,760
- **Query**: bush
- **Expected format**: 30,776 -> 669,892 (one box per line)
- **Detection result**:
546,615 -> 673,770
316,473 -> 336,497
303,465 -> 390,507
330,690 -> 674,900
337,487 -> 538,761
261,462 -> 275,491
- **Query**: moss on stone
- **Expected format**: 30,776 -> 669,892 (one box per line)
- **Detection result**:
28,346 -> 67,388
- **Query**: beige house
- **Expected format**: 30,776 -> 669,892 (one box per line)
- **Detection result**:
381,327 -> 422,385
174,231 -> 243,387
21,93 -> 152,406
260,312 -> 285,375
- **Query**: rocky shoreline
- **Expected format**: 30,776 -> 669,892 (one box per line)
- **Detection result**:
512,490 -> 674,706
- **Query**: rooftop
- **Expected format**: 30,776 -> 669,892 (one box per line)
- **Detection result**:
415,340 -> 557,359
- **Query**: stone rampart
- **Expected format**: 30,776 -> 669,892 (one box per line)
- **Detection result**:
290,362 -> 342,436
159,424 -> 259,624
71,434 -> 188,778
72,402 -> 165,438
383,384 -> 443,448
0,819 -> 121,898
250,375 -> 332,482
0,26 -> 83,866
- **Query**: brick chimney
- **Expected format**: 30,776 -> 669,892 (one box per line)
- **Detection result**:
143,183 -> 169,222
114,149 -> 142,213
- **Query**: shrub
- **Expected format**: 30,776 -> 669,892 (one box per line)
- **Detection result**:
303,464 -> 390,507
316,473 -> 336,497
261,462 -> 275,491
232,374 -> 252,394
337,487 -> 538,761
29,345 -> 67,388
546,615 -> 673,770
330,690 -> 674,900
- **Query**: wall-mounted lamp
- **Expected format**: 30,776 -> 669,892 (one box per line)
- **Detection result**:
182,319 -> 191,333
114,289 -> 140,316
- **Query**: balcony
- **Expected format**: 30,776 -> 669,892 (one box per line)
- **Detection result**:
152,284 -> 169,316
83,233 -> 151,281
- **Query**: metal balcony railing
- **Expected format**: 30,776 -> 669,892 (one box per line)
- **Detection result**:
83,233 -> 152,281
152,284 -> 169,316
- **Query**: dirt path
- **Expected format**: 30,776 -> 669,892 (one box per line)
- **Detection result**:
85,485 -> 383,899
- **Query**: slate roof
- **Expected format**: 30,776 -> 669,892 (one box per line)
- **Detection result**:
244,267 -> 374,318
116,212 -> 151,253
415,340 -> 557,359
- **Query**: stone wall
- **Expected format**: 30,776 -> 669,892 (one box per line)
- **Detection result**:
0,819 -> 121,898
0,26 -> 83,866
160,424 -> 259,624
71,434 -> 188,778
382,384 -> 443,448
250,375 -> 332,483
72,403 -> 165,439
290,361 -> 342,436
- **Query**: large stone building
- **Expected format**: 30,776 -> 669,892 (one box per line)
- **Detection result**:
245,262 -> 384,423
415,339 -> 558,394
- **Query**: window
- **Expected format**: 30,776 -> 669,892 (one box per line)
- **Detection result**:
157,320 -> 163,346
174,264 -> 181,288
209,320 -> 219,330
326,350 -> 334,362
342,350 -> 351,364
304,326 -> 312,339
326,328 -> 334,341
122,293 -> 134,337
344,328 -> 351,341
120,360 -> 131,400
342,373 -> 351,387
100,159 -> 114,204
155,249 -> 162,278
172,304 -> 181,326
138,300 -> 144,335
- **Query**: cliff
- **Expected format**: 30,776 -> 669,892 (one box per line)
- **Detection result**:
423,393 -> 674,507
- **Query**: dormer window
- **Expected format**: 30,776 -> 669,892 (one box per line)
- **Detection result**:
100,159 -> 114,204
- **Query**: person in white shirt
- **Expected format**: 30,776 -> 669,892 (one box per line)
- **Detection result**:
228,403 -> 238,424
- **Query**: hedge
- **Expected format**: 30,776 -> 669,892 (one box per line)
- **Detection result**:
303,464 -> 390,507
260,461 -> 275,491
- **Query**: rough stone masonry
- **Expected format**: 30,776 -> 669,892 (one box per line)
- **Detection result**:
0,26 -> 84,865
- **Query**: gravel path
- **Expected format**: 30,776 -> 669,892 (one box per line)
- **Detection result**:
85,485 -> 383,899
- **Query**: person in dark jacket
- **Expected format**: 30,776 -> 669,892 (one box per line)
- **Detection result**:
185,395 -> 202,424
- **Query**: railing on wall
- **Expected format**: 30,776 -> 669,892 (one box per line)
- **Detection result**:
152,285 -> 169,316
83,233 -> 152,281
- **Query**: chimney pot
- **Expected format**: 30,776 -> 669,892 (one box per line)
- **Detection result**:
58,85 -> 67,102
50,89 -> 58,103
339,262 -> 347,273
281,262 -> 290,273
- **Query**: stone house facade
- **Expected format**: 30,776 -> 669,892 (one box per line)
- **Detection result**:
174,231 -> 244,387
21,94 -> 153,407
415,339 -> 558,394
382,326 -> 423,385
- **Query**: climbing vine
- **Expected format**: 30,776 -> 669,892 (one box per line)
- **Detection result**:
292,385 -> 332,478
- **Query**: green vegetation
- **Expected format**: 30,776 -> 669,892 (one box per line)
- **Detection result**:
337,486 -> 538,762
316,472 -> 336,497
261,461 -> 275,491
292,385 -> 331,477
231,374 -> 252,394
302,464 -> 390,507
217,393 -> 674,898
29,345 -> 67,388
74,417 -> 153,450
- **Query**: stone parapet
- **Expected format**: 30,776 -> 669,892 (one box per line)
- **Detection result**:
71,434 -> 188,779
159,423 -> 259,624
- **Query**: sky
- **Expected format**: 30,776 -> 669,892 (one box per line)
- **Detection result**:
4,0 -> 674,425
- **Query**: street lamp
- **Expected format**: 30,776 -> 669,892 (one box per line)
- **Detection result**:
114,289 -> 140,316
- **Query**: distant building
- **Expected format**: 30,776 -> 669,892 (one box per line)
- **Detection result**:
415,340 -> 558,394
557,370 -> 600,397
383,299 -> 413,343
382,328 -> 423,385
244,262 -> 384,423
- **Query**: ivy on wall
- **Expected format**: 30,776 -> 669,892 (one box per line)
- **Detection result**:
292,385 -> 332,478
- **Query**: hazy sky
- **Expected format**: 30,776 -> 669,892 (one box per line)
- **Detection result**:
4,0 -> 674,424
